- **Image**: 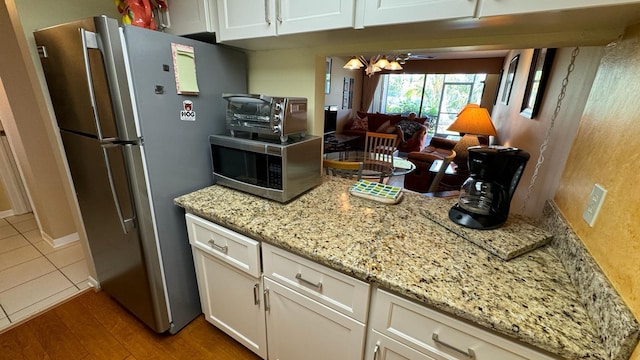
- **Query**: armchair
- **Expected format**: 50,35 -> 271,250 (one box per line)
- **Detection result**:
403,137 -> 468,193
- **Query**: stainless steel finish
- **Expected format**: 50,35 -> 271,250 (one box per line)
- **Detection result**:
80,30 -> 105,141
101,143 -> 135,234
295,272 -> 322,290
37,45 -> 48,58
432,333 -> 476,359
264,289 -> 271,311
35,15 -> 247,334
208,239 -> 228,254
94,16 -> 138,142
373,343 -> 380,360
276,0 -> 283,23
264,0 -> 271,25
210,134 -> 322,203
223,93 -> 307,142
253,283 -> 260,305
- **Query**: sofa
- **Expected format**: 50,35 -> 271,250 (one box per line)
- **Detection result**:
340,111 -> 428,153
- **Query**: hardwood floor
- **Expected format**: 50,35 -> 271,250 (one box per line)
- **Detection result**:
0,289 -> 261,360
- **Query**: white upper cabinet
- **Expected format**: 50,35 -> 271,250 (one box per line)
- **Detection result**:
216,0 -> 356,41
164,0 -> 218,35
361,0 -> 479,27
478,0 -> 640,17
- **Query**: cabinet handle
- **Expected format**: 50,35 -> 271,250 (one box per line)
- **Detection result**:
263,288 -> 270,311
253,283 -> 260,305
264,0 -> 271,25
372,343 -> 380,360
276,0 -> 282,23
295,272 -> 322,290
208,239 -> 228,253
432,333 -> 476,359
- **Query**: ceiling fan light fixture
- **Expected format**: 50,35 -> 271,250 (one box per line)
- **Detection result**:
343,57 -> 364,69
373,57 -> 390,69
387,61 -> 403,70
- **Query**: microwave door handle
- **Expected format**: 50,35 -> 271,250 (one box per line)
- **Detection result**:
80,29 -> 106,141
101,143 -> 135,234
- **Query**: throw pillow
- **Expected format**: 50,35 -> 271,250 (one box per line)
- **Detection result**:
350,115 -> 368,131
396,120 -> 423,140
375,120 -> 391,133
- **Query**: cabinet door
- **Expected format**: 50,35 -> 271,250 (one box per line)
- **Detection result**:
277,0 -> 355,35
193,249 -> 267,359
217,0 -> 277,41
478,0 -> 640,17
264,277 -> 366,360
165,0 -> 217,35
364,330 -> 439,360
362,0 -> 478,27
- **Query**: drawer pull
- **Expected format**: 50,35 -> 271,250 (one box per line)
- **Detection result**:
264,288 -> 270,311
253,283 -> 260,305
372,343 -> 380,360
295,272 -> 323,290
208,239 -> 228,253
432,333 -> 476,359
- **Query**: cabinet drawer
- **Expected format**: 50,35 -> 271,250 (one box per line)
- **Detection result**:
185,213 -> 261,278
262,243 -> 370,322
371,289 -> 556,360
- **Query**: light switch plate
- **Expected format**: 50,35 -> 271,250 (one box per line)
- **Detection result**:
582,184 -> 607,227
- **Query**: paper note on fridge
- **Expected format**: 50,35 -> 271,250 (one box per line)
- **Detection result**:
171,43 -> 199,95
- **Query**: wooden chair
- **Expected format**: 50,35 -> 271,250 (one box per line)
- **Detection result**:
427,150 -> 457,193
364,132 -> 398,182
322,159 -> 363,180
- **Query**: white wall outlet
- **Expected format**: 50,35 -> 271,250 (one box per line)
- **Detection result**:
582,184 -> 607,227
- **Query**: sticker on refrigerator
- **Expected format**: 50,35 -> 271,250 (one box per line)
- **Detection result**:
180,100 -> 196,121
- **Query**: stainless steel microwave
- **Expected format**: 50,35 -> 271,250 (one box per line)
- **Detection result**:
209,134 -> 322,202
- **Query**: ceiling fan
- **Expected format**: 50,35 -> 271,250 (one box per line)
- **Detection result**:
395,53 -> 436,64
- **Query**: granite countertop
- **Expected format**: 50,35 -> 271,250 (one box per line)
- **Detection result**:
175,177 -> 608,359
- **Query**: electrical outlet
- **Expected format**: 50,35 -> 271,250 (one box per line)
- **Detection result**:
582,184 -> 607,227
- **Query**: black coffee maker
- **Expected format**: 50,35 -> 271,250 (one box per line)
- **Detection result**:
449,146 -> 530,230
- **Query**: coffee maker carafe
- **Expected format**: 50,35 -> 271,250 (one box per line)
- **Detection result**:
449,146 -> 530,229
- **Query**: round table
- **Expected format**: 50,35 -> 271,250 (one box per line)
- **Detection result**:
323,151 -> 416,180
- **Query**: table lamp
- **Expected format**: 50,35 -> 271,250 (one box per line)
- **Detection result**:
447,106 -> 497,171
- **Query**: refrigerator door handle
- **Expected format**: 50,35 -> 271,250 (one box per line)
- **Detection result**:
101,142 -> 136,234
80,29 -> 107,141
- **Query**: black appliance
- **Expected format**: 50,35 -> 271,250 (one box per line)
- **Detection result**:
449,146 -> 530,229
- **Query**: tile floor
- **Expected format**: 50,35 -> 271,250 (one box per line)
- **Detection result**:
0,213 -> 88,332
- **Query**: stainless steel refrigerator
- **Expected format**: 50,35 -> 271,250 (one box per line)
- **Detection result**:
34,16 -> 247,333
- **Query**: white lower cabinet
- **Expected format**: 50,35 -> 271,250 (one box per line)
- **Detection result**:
186,214 -> 267,359
366,289 -> 556,360
186,214 -> 554,360
262,242 -> 370,360
366,330 -> 438,360
263,277 -> 366,360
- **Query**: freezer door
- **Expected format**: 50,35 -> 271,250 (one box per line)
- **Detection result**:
35,18 -> 117,139
60,130 -> 169,331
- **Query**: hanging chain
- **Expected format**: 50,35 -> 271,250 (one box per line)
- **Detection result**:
520,47 -> 580,213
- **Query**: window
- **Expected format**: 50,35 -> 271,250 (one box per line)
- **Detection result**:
370,73 -> 486,136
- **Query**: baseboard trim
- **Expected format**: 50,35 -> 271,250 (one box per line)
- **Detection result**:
87,276 -> 100,290
0,209 -> 15,219
42,231 -> 79,248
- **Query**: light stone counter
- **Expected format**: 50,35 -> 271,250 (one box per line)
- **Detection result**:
175,176 -> 637,359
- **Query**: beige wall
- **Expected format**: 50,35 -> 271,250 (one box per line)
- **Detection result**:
248,48 -> 323,135
0,182 -> 11,212
490,47 -> 603,218
0,1 -> 76,239
325,56 -> 363,132
555,24 -> 640,360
